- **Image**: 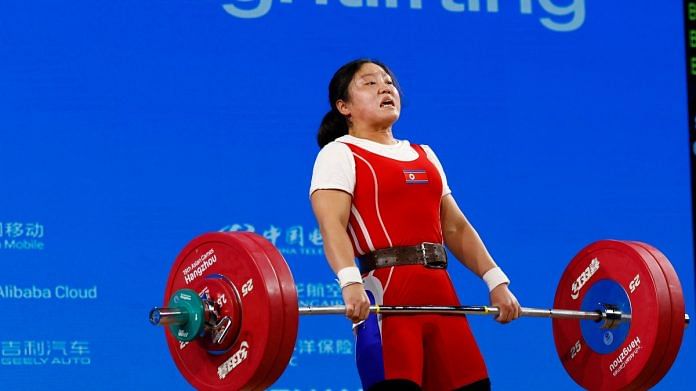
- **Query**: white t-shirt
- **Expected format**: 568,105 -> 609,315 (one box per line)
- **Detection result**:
309,135 -> 452,197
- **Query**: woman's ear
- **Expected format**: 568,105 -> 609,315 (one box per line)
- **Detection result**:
336,100 -> 351,117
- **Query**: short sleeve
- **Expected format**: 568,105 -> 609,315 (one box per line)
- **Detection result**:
309,141 -> 356,197
421,145 -> 452,197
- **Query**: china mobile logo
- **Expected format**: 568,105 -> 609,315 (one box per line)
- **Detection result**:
0,222 -> 46,250
221,0 -> 586,32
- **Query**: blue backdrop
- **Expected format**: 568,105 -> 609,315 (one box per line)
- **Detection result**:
1,0 -> 693,389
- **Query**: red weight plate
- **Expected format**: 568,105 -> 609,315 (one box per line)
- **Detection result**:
615,242 -> 671,389
628,242 -> 685,389
238,232 -> 299,388
230,233 -> 289,390
162,232 -> 285,391
552,240 -> 671,390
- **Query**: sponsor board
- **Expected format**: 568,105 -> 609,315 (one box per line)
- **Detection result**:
1,340 -> 91,366
0,222 -> 45,251
0,285 -> 97,300
220,224 -> 324,256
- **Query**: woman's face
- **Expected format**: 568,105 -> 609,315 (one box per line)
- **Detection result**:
337,62 -> 401,129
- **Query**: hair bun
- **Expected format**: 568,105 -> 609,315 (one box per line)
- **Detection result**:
317,110 -> 349,148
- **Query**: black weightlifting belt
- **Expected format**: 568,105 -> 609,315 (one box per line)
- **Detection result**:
357,242 -> 448,274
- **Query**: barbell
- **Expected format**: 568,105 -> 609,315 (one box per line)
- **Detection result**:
149,232 -> 689,390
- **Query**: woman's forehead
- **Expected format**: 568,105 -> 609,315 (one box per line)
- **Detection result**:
356,63 -> 389,79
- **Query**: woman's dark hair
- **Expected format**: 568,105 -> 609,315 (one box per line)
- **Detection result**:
316,59 -> 401,148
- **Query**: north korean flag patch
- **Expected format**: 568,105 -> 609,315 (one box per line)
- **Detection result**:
403,169 -> 429,184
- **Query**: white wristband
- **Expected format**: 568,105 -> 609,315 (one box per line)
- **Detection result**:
337,266 -> 363,289
482,267 -> 510,292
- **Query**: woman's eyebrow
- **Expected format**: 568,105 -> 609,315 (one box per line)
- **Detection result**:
358,72 -> 389,80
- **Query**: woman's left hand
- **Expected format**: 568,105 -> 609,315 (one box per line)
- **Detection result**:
490,284 -> 521,324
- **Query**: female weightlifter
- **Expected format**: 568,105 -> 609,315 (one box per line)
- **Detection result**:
309,59 -> 521,391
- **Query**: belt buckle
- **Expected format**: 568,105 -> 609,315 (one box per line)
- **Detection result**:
420,242 -> 446,269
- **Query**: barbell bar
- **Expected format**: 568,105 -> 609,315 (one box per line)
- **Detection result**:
150,232 -> 689,391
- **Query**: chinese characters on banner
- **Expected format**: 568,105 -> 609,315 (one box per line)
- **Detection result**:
0,222 -> 46,250
1,340 -> 91,366
220,223 -> 324,256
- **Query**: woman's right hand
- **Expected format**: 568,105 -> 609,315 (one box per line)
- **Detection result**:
342,283 -> 371,323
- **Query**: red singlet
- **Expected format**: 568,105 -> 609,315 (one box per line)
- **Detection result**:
345,142 -> 489,390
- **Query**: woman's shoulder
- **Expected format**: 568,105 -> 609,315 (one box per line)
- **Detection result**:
318,139 -> 352,156
405,141 -> 433,155
314,140 -> 354,169
415,143 -> 436,154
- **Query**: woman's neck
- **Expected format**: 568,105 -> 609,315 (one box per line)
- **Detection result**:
348,125 -> 396,145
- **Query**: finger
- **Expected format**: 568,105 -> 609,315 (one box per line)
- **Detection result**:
505,304 -> 514,322
356,302 -> 365,321
503,309 -> 511,324
345,303 -> 355,320
355,301 -> 366,322
360,302 -> 370,321
501,306 -> 512,323
350,310 -> 360,323
353,305 -> 363,323
494,307 -> 503,322
496,308 -> 507,323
